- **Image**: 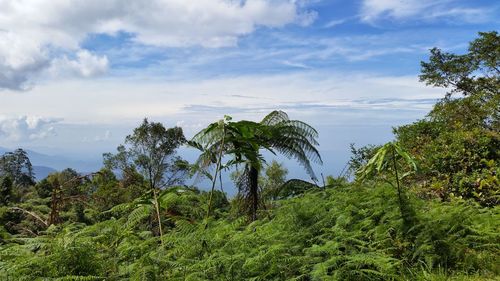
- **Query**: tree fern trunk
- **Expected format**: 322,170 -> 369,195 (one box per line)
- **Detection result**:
249,166 -> 259,221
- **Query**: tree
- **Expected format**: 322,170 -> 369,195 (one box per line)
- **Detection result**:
90,168 -> 143,212
0,149 -> 35,188
420,31 -> 499,131
46,168 -> 92,225
261,160 -> 288,201
192,111 -> 322,220
104,118 -> 187,243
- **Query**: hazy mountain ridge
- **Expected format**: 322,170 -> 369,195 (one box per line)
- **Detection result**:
0,146 -> 101,180
32,165 -> 58,180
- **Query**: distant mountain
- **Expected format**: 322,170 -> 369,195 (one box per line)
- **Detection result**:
0,146 -> 102,179
32,165 -> 57,180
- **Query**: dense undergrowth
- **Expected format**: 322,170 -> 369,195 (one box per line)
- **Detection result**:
1,183 -> 498,280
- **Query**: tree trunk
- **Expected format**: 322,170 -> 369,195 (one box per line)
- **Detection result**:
49,185 -> 61,225
152,187 -> 164,246
249,166 -> 259,221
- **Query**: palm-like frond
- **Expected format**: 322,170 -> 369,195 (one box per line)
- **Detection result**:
191,111 -> 322,180
261,112 -> 322,180
356,142 -> 417,182
125,204 -> 152,229
191,121 -> 223,146
260,110 -> 290,126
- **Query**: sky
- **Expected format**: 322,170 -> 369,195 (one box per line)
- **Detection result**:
0,0 -> 499,179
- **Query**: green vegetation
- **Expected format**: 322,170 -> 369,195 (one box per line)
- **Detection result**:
0,32 -> 498,280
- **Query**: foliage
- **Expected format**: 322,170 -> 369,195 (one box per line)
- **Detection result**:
277,178 -> 320,199
356,142 -> 417,184
44,169 -> 93,225
103,118 -> 188,189
420,31 -> 498,102
89,168 -> 144,212
395,122 -> 499,205
347,143 -> 381,178
392,31 -> 500,206
0,176 -> 13,206
325,175 -> 348,187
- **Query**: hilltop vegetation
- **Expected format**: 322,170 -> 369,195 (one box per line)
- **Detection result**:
0,32 -> 498,280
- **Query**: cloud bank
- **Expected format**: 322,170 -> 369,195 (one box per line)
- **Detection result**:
0,116 -> 60,141
0,72 -> 445,127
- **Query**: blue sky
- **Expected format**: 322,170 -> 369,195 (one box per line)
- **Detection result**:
0,0 -> 498,179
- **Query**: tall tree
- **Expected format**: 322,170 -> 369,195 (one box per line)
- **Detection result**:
192,110 -> 322,220
420,31 -> 499,131
0,149 -> 35,187
104,118 -> 187,243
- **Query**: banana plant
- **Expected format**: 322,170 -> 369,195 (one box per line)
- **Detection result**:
357,142 -> 417,222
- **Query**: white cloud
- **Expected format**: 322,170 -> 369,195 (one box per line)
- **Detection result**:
93,130 -> 111,142
288,33 -> 427,62
295,10 -> 318,26
361,0 -> 437,22
0,115 -> 60,141
426,7 -> 489,23
0,31 -> 50,90
359,0 -> 491,23
50,50 -> 109,78
324,19 -> 346,28
282,60 -> 311,69
0,0 -> 313,90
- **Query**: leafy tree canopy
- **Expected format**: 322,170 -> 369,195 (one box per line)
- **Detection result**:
420,31 -> 499,130
0,148 -> 35,188
104,118 -> 188,189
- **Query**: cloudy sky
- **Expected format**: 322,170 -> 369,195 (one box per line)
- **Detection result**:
0,0 -> 498,176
